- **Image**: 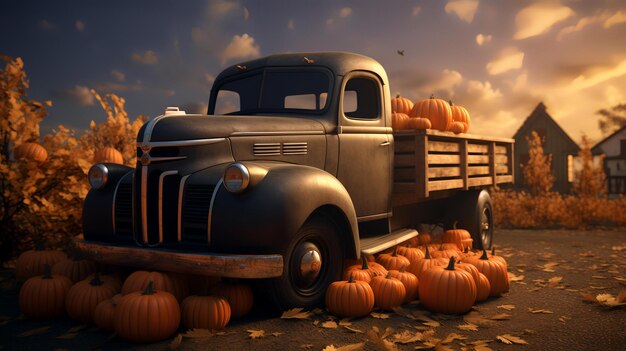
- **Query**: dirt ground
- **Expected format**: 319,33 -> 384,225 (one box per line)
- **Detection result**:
1,229 -> 625,351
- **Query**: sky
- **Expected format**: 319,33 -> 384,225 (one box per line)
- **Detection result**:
2,0 -> 626,144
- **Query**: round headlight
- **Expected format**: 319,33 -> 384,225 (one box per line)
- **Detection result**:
88,164 -> 109,189
223,163 -> 250,193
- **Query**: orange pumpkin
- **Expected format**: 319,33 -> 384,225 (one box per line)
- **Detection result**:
94,294 -> 120,331
430,245 -> 458,259
442,222 -> 473,251
66,273 -> 118,324
410,95 -> 453,131
343,256 -> 373,283
16,246 -> 67,283
407,245 -> 448,280
122,270 -> 188,302
419,257 -> 477,314
489,248 -> 508,270
391,94 -> 414,115
85,272 -> 123,292
325,276 -> 375,318
370,272 -> 406,310
389,266 -> 419,303
181,295 -> 231,330
449,101 -> 470,132
210,281 -> 254,318
376,247 -> 411,271
464,250 -> 509,296
114,281 -> 180,343
19,264 -> 72,319
396,245 -> 425,269
13,142 -> 48,162
450,121 -> 466,134
52,258 -> 98,283
407,117 -> 431,130
475,273 -> 491,302
391,112 -> 410,131
93,147 -> 123,164
455,261 -> 481,285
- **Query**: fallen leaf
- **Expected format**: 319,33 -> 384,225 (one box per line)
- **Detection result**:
344,325 -> 364,334
528,308 -> 553,314
547,277 -> 563,287
366,326 -> 397,351
300,344 -> 314,349
371,312 -> 391,319
392,330 -> 423,344
508,273 -> 525,282
611,245 -> 626,251
338,319 -> 352,326
423,320 -> 441,327
183,329 -> 214,338
66,325 -> 87,333
17,326 -> 50,337
247,329 -> 265,339
496,334 -> 528,345
496,304 -> 515,311
559,316 -> 571,323
488,313 -> 512,320
441,333 -> 466,344
322,321 -> 338,329
457,323 -> 479,332
281,307 -> 312,319
169,334 -> 183,350
322,343 -> 365,351
592,276 -> 608,279
56,333 -> 77,340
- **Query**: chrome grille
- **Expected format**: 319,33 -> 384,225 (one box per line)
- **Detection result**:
181,184 -> 215,243
253,142 -> 308,156
282,142 -> 307,155
253,143 -> 281,156
114,182 -> 133,237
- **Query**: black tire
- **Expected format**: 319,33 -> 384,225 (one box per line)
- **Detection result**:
453,190 -> 493,250
263,214 -> 345,311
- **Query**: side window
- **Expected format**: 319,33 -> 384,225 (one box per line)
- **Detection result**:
342,77 -> 381,119
214,90 -> 240,115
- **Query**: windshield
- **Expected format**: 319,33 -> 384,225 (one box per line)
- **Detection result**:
211,69 -> 332,115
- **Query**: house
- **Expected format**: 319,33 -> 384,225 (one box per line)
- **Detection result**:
512,102 -> 580,193
591,125 -> 626,195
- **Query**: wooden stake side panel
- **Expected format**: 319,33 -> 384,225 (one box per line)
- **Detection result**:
393,129 -> 514,202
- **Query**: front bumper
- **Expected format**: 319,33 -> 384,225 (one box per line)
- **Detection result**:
72,235 -> 283,278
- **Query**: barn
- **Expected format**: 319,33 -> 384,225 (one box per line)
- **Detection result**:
513,102 -> 580,194
591,125 -> 626,196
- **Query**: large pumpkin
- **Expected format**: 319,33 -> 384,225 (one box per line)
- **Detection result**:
122,271 -> 188,302
114,281 -> 180,343
93,147 -> 123,164
325,276 -> 375,318
464,250 -> 509,296
19,264 -> 72,319
66,273 -> 118,324
418,257 -> 476,314
13,142 -> 48,162
389,266 -> 419,303
210,281 -> 254,318
16,246 -> 67,283
181,295 -> 231,330
376,247 -> 411,271
410,95 -> 453,131
52,258 -> 98,283
449,101 -> 470,132
391,94 -> 414,115
370,272 -> 406,310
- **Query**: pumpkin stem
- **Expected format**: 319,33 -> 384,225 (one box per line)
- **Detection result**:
361,255 -> 370,270
491,247 -> 496,256
464,247 -> 469,254
143,280 -> 156,295
396,94 -> 401,98
400,265 -> 406,273
480,250 -> 489,260
90,272 -> 104,286
429,94 -> 435,99
348,274 -> 355,284
42,263 -> 52,279
385,271 -> 392,279
452,220 -> 458,230
424,245 -> 431,259
446,256 -> 456,270
449,100 -> 454,106
392,246 -> 399,257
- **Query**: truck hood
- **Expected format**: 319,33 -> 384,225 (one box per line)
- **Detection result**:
138,115 -> 327,142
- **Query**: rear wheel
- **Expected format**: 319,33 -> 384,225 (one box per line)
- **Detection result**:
263,214 -> 345,311
453,190 -> 493,250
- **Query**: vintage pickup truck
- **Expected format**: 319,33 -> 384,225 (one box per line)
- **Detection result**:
75,52 -> 514,309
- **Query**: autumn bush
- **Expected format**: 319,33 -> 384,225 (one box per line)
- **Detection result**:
493,131 -> 626,229
0,56 -> 144,261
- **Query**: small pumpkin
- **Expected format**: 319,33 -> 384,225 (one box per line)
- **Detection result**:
489,248 -> 508,270
52,258 -> 98,283
392,112 -> 410,131
114,281 -> 180,343
389,266 -> 419,303
19,264 -> 72,319
181,295 -> 231,330
415,232 -> 432,245
449,101 -> 470,132
370,272 -> 406,310
376,247 -> 411,271
210,281 -> 254,318
391,94 -> 414,115
16,245 -> 67,283
407,117 -> 432,130
325,276 -> 375,318
464,250 -> 509,296
450,121 -> 466,134
93,147 -> 123,164
396,245 -> 425,269
419,257 -> 476,314
410,95 -> 453,131
343,256 -> 373,283
475,273 -> 491,302
122,270 -> 188,303
407,245 -> 448,280
13,142 -> 48,162
93,294 -> 120,332
430,245 -> 458,259
66,273 -> 119,324
442,222 -> 473,251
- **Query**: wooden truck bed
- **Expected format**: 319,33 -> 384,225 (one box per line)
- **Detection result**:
392,129 -> 514,206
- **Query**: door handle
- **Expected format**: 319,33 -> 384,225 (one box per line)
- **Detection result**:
379,141 -> 390,146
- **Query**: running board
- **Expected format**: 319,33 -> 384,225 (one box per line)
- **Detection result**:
360,228 -> 418,256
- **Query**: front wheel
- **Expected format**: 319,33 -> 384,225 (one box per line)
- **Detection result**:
263,215 -> 345,311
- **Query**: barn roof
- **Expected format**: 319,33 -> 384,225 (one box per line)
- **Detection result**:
591,124 -> 626,155
513,102 -> 580,152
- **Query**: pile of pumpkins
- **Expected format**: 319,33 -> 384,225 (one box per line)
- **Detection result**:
326,223 -> 509,317
15,247 -> 253,343
11,141 -> 124,165
391,94 -> 470,134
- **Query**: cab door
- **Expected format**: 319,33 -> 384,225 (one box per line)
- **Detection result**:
336,72 -> 392,219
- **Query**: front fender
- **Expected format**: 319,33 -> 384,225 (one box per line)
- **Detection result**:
210,162 -> 359,257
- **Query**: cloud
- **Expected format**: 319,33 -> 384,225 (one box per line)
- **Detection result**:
476,33 -> 492,46
205,73 -> 215,88
326,18 -> 334,26
111,70 -> 125,82
92,81 -> 143,93
419,69 -> 463,97
131,50 -> 158,65
243,7 -> 249,21
412,6 -> 421,17
288,19 -> 294,30
210,0 -> 239,16
445,0 -> 479,24
514,3 -> 575,39
486,48 -> 524,75
66,85 -> 95,106
466,80 -> 502,100
568,59 -> 626,92
221,33 -> 261,65
191,26 -> 205,44
604,11 -> 626,28
38,20 -> 55,30
75,20 -> 85,32
557,13 -> 605,40
339,7 -> 352,18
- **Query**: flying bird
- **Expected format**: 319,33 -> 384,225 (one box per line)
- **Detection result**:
397,50 -> 405,56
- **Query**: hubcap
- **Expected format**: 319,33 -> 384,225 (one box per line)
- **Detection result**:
480,208 -> 492,248
293,242 -> 323,289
